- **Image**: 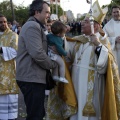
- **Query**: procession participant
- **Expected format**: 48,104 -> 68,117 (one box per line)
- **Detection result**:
65,1 -> 120,120
103,5 -> 120,74
0,14 -> 18,120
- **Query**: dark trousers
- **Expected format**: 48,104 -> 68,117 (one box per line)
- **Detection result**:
17,81 -> 46,120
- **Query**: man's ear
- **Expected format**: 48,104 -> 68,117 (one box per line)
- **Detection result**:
35,11 -> 39,15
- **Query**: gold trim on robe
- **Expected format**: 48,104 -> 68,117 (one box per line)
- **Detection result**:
102,50 -> 120,120
67,35 -> 120,119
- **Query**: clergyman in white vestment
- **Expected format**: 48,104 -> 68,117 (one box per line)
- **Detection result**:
65,2 -> 120,120
65,16 -> 109,120
103,6 -> 120,74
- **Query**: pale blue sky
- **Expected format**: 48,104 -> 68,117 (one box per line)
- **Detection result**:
0,0 -> 111,16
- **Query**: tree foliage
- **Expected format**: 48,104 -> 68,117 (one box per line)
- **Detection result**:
111,0 -> 120,5
0,0 -> 29,25
0,0 -> 64,25
0,1 -> 15,22
50,4 -> 63,17
15,6 -> 29,25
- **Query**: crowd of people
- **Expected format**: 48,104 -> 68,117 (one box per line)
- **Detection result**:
0,0 -> 120,120
7,20 -> 22,35
67,21 -> 82,36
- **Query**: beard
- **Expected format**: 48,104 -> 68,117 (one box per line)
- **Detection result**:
0,25 -> 7,32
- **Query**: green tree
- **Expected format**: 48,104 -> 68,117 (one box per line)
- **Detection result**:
0,0 -> 16,22
111,0 -> 120,5
0,1 -> 64,25
15,6 -> 29,25
50,4 -> 63,17
0,0 -> 29,25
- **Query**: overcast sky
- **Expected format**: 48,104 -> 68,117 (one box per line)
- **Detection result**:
0,0 -> 111,17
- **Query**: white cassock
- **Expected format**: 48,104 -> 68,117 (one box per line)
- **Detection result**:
103,18 -> 120,74
0,47 -> 18,119
65,34 -> 108,120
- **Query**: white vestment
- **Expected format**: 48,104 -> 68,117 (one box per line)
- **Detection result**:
65,34 -> 108,120
103,18 -> 120,74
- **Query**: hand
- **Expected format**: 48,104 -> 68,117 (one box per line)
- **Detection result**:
49,46 -> 59,54
90,34 -> 101,46
115,36 -> 120,43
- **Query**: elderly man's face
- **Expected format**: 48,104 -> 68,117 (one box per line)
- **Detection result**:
81,17 -> 91,35
112,8 -> 120,21
0,17 -> 8,32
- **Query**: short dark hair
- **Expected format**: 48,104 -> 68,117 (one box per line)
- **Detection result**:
29,0 -> 50,16
51,21 -> 66,35
112,6 -> 120,11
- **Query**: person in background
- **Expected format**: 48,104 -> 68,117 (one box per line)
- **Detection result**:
16,0 -> 57,120
7,21 -> 12,30
46,19 -> 52,33
12,20 -> 17,32
0,14 -> 18,120
77,21 -> 81,35
71,21 -> 76,35
17,26 -> 21,35
65,24 -> 71,37
103,5 -> 120,75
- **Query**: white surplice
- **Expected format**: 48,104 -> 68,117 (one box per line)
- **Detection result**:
65,34 -> 108,120
103,18 -> 120,74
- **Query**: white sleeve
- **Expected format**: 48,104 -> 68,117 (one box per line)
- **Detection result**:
96,45 -> 108,74
103,26 -> 116,50
107,37 -> 116,50
2,47 -> 17,61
